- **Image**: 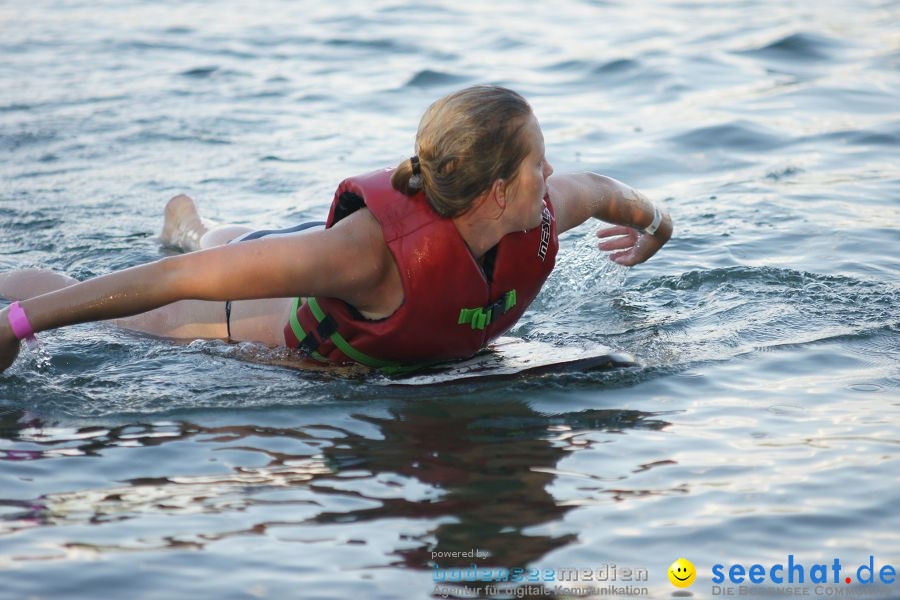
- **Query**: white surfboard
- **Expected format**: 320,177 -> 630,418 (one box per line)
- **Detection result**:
381,336 -> 637,386
225,336 -> 636,384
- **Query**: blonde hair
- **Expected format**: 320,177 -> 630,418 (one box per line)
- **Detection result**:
391,85 -> 533,217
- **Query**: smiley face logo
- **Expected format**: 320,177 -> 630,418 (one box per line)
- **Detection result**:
668,558 -> 696,587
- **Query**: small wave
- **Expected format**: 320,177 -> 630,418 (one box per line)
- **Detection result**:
738,32 -> 842,62
545,57 -> 666,89
589,58 -> 670,89
488,35 -> 527,51
114,39 -> 259,61
648,266 -> 856,291
0,211 -> 62,231
849,128 -> 900,147
163,26 -> 193,35
259,155 -> 303,163
115,131 -> 232,146
592,58 -> 640,74
634,267 -> 900,353
800,123 -> 900,148
764,166 -> 804,181
237,89 -> 288,100
540,58 -> 591,72
668,120 -> 785,151
178,66 -> 248,80
1,94 -> 129,115
325,37 -> 416,53
541,57 -> 640,75
180,66 -> 219,78
0,130 -> 59,151
0,103 -> 33,113
12,166 -> 91,180
405,69 -> 470,88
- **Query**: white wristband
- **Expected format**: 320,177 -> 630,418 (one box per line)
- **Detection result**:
642,207 -> 662,236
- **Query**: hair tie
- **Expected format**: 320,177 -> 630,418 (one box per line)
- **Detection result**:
408,156 -> 423,190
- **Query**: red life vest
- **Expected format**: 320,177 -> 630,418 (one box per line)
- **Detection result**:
283,168 -> 559,372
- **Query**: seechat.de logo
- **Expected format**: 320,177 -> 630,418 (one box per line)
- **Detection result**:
668,558 -> 697,588
712,555 -> 896,586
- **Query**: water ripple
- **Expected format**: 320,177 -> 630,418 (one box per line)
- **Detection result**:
741,32 -> 845,61
404,69 -> 471,88
669,120 -> 786,151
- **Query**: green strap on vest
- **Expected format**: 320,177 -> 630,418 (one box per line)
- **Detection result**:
289,297 -> 429,375
457,290 -> 517,330
288,289 -> 517,372
289,297 -> 328,362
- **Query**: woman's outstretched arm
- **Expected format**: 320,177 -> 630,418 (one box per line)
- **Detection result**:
0,209 -> 393,373
549,172 -> 673,266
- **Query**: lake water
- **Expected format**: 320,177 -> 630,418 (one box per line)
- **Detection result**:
1,1 -> 899,598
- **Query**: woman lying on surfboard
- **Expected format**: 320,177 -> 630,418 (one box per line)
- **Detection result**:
0,85 -> 672,375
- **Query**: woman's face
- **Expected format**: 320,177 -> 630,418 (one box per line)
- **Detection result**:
506,113 -> 553,231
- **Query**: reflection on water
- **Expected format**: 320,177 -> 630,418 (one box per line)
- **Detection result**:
318,402 -> 666,572
0,402 -> 667,578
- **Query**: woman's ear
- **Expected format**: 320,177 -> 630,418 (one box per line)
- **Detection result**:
490,178 -> 508,212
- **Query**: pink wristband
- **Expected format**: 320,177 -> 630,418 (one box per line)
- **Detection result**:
8,302 -> 37,342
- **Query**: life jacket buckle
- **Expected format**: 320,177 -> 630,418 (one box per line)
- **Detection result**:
457,290 -> 517,331
298,313 -> 338,355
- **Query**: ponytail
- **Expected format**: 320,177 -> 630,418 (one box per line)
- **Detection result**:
390,86 -> 533,218
391,156 -> 424,197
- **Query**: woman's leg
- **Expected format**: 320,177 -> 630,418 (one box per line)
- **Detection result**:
220,223 -> 327,346
0,194 -> 235,302
115,194 -> 257,338
3,195 -> 297,345
113,295 -> 294,345
124,194 -> 296,343
175,215 -> 325,346
227,297 -> 296,346
0,269 -> 79,301
159,194 -> 210,252
159,194 -> 254,252
112,299 -> 229,339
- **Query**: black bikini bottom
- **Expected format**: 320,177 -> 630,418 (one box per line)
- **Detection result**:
224,221 -> 326,340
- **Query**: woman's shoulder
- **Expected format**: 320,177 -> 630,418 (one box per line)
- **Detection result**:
548,172 -> 604,233
324,207 -> 404,318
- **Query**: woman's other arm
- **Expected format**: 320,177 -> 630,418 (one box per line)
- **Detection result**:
0,209 -> 393,373
549,173 -> 673,266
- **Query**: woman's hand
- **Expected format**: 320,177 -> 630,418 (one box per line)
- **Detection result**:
596,225 -> 666,267
550,173 -> 674,266
0,308 -> 22,374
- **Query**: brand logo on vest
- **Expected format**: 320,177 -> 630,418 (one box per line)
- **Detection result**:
538,206 -> 552,261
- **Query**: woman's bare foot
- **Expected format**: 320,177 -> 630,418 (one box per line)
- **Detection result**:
159,194 -> 214,252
